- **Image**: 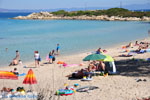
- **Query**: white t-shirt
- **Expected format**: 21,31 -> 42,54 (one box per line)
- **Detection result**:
35,53 -> 40,59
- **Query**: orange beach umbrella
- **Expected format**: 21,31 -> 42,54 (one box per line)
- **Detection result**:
23,69 -> 37,84
0,71 -> 18,80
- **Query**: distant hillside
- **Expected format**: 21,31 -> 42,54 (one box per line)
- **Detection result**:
51,8 -> 150,18
0,8 -> 51,12
1,3 -> 150,12
0,7 -> 109,12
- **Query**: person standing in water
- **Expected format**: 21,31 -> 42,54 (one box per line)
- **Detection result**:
15,50 -> 20,60
34,51 -> 40,67
52,50 -> 56,63
6,48 -> 8,52
56,44 -> 60,55
49,51 -> 53,64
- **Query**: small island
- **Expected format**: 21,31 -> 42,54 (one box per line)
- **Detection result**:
13,8 -> 150,21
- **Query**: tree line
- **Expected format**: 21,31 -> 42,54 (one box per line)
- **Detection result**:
51,8 -> 150,18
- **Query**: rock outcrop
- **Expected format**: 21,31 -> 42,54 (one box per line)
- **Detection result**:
13,12 -> 150,21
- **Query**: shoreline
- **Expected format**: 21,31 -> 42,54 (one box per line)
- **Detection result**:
0,37 -> 148,69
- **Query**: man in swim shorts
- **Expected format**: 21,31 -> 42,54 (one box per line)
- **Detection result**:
56,44 -> 60,55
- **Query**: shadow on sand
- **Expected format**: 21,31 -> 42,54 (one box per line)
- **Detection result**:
24,67 -> 37,68
115,59 -> 150,77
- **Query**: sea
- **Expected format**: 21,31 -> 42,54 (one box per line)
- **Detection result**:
0,12 -> 150,67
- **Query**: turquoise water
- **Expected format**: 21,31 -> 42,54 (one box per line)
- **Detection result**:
0,16 -> 150,67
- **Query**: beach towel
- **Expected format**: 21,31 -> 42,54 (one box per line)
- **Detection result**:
146,58 -> 150,61
17,73 -> 26,77
140,50 -> 145,53
81,78 -> 93,81
57,61 -> 65,64
146,49 -> 150,52
63,64 -> 79,67
76,86 -> 99,92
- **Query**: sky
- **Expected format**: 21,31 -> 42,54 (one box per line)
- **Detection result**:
0,0 -> 149,9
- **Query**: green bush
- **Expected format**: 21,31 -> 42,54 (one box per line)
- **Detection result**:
51,8 -> 150,17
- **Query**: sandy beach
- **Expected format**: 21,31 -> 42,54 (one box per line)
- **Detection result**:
0,37 -> 150,100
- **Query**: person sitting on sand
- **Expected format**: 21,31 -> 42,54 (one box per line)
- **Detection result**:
84,65 -> 94,78
127,42 -> 133,48
92,61 -> 99,70
1,87 -> 16,97
88,62 -> 97,71
97,61 -> 105,71
1,87 -> 12,95
9,50 -> 20,66
9,58 -> 18,66
140,41 -> 150,45
1,87 -> 9,93
135,41 -> 139,46
138,44 -> 149,49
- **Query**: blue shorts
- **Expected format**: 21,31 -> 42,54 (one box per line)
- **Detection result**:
57,46 -> 60,51
49,56 -> 53,59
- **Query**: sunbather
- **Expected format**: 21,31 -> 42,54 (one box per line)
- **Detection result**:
71,69 -> 85,79
140,42 -> 150,45
127,42 -> 133,48
9,50 -> 20,66
119,52 -> 134,57
138,44 -> 149,49
9,58 -> 18,66
11,68 -> 19,75
96,48 -> 104,54
135,41 -> 139,46
1,87 -> 14,97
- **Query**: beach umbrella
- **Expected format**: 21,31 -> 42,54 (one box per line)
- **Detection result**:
23,69 -> 37,91
23,69 -> 37,84
98,55 -> 114,62
83,54 -> 106,61
0,71 -> 18,80
98,55 -> 117,73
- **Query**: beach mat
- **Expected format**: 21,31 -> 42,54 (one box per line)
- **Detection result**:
76,86 -> 99,92
17,73 -> 26,77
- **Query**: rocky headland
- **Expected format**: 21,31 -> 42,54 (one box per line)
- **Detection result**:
13,11 -> 150,21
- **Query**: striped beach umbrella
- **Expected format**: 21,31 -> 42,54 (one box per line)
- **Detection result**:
0,71 -> 18,80
23,69 -> 37,84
